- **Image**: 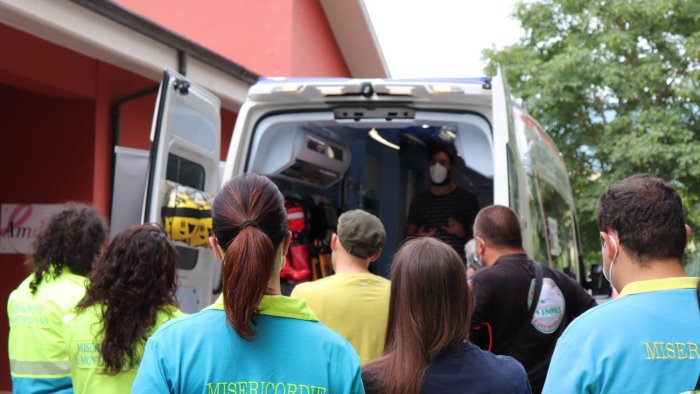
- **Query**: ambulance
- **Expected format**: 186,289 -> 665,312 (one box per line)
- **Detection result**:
111,70 -> 588,312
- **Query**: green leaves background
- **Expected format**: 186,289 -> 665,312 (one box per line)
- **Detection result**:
484,0 -> 700,266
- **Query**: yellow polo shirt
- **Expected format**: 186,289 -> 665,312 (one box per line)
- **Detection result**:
291,273 -> 390,364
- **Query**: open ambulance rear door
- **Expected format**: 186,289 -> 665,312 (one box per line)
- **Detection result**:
143,70 -> 222,312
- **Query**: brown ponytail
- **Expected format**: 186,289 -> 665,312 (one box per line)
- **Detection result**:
212,174 -> 288,340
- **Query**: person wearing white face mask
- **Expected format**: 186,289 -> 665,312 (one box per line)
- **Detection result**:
543,174 -> 700,394
406,148 -> 480,260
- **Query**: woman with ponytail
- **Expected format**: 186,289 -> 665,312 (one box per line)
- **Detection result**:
362,237 -> 530,394
63,224 -> 182,393
133,174 -> 364,394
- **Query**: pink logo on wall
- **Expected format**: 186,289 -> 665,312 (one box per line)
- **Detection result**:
0,204 -> 67,254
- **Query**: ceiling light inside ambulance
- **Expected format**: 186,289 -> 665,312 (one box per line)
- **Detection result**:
369,128 -> 400,150
317,86 -> 345,95
272,84 -> 303,93
428,84 -> 463,94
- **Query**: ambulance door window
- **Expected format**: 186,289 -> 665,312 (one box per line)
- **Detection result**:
166,154 -> 205,190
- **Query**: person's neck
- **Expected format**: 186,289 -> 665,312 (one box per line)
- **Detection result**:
267,273 -> 282,295
430,183 -> 456,196
333,255 -> 371,275
486,248 -> 527,266
617,257 -> 687,291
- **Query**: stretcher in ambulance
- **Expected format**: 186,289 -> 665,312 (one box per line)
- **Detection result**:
111,70 -> 589,312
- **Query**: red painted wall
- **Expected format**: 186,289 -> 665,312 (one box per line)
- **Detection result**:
113,0 -> 351,77
291,0 -> 350,76
0,84 -> 98,390
0,24 -> 244,389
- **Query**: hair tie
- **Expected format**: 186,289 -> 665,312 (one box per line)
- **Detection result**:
240,220 -> 260,230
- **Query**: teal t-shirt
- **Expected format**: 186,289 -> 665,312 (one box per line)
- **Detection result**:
543,277 -> 700,393
132,295 -> 365,394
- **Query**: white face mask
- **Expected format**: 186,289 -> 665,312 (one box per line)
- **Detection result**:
602,237 -> 619,292
429,163 -> 448,184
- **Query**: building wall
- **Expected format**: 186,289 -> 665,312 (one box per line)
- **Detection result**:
113,0 -> 351,77
0,1 -> 349,389
0,85 -> 97,390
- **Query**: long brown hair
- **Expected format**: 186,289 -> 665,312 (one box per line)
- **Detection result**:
211,174 -> 288,340
363,237 -> 472,394
77,224 -> 179,374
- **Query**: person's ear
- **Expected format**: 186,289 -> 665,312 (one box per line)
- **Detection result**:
685,225 -> 692,247
599,231 -> 619,260
282,231 -> 292,256
475,236 -> 485,257
209,236 -> 224,260
331,233 -> 339,252
369,248 -> 382,263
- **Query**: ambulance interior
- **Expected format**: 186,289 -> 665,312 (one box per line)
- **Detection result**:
246,111 -> 494,288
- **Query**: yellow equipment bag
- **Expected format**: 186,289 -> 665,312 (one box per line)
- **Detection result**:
161,184 -> 213,247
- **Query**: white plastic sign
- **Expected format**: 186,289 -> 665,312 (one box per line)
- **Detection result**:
0,204 -> 67,254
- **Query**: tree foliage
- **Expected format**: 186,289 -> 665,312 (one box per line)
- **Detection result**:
484,0 -> 700,265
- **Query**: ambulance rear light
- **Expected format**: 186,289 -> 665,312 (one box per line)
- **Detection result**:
377,85 -> 414,96
428,84 -> 463,94
316,86 -> 346,96
271,84 -> 303,94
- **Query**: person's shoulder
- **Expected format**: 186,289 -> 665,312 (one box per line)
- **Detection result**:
559,296 -> 628,338
363,273 -> 390,286
298,319 -> 360,356
63,304 -> 100,331
8,275 -> 33,300
464,343 -> 528,379
149,307 -> 223,341
470,264 -> 507,283
291,276 -> 335,298
375,275 -> 390,288
451,186 -> 477,199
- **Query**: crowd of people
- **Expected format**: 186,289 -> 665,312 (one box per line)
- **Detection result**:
7,173 -> 699,393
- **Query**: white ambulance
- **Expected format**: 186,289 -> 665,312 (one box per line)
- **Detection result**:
112,70 -> 589,312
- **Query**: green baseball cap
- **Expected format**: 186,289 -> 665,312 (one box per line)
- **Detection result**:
336,209 -> 386,259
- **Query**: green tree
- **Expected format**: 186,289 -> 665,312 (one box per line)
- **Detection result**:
484,0 -> 700,266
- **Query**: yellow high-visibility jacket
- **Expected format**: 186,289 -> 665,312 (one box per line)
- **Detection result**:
63,304 -> 183,394
8,267 -> 87,394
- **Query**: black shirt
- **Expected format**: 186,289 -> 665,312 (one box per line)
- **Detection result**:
406,186 -> 479,259
469,253 -> 597,393
363,342 -> 531,394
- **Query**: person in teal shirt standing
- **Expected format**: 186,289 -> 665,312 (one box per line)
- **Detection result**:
63,224 -> 183,393
132,174 -> 364,394
543,175 -> 700,393
7,204 -> 108,394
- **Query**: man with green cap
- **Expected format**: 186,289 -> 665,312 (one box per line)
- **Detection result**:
291,209 -> 389,364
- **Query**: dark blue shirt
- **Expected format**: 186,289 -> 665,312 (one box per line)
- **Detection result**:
421,342 -> 531,394
363,342 -> 531,394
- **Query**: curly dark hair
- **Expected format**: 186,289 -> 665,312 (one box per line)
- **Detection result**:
27,204 -> 109,294
76,224 -> 179,375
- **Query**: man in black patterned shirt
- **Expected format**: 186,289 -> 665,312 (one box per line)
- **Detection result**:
406,149 -> 479,260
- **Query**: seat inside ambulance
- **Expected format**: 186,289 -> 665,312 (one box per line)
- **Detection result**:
246,110 -> 494,289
